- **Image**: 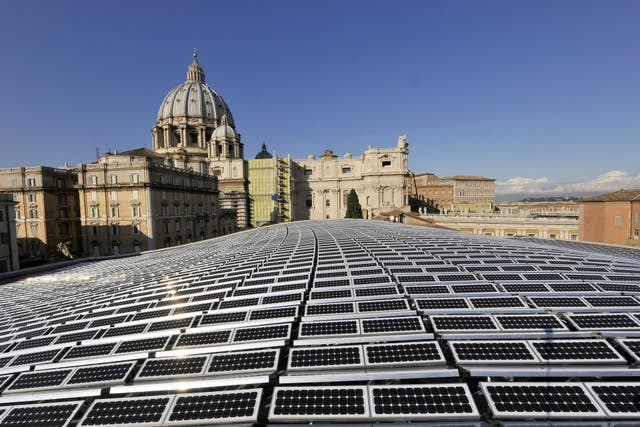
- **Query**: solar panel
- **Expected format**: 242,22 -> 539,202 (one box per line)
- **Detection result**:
585,382 -> 640,418
137,355 -> 208,380
299,320 -> 359,338
361,316 -> 425,334
174,330 -> 232,348
67,362 -> 135,386
369,384 -> 479,420
165,389 -> 262,424
364,341 -> 445,366
1,401 -> 83,427
115,336 -> 170,354
269,386 -> 369,421
430,315 -> 499,332
63,343 -> 117,360
289,346 -> 363,370
566,313 -> 640,331
232,323 -> 291,342
78,395 -> 173,426
7,368 -> 72,391
494,314 -> 568,331
449,340 -> 538,364
530,339 -> 625,364
207,349 -> 279,374
481,382 -> 606,419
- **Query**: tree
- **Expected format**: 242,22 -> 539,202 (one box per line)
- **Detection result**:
345,189 -> 363,219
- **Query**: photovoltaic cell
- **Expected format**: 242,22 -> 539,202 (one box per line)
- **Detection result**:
289,346 -> 362,369
364,342 -> 444,366
270,386 -> 369,420
79,396 -> 172,426
138,356 -> 207,379
67,362 -> 135,385
2,401 -> 83,427
165,389 -> 261,424
208,349 -> 278,374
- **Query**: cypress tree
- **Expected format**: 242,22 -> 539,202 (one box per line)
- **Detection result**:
345,189 -> 363,219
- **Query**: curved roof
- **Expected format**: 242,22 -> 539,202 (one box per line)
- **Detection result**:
1,221 -> 640,424
157,52 -> 235,127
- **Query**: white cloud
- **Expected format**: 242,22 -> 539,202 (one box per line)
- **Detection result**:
496,170 -> 640,196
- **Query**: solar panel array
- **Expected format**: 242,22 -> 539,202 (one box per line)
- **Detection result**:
0,220 -> 639,425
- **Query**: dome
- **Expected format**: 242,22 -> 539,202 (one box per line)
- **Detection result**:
157,51 -> 236,127
211,114 -> 237,140
255,143 -> 273,159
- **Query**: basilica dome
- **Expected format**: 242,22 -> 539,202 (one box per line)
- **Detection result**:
157,51 -> 236,128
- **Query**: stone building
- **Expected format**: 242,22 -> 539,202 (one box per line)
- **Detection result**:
410,172 -> 454,211
440,175 -> 495,212
0,166 -> 81,265
292,136 -> 410,220
152,51 -> 249,229
75,148 -> 228,256
580,189 -> 640,246
0,194 -> 19,272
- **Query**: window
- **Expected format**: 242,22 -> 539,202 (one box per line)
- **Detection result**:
26,178 -> 36,187
633,213 -> 639,223
15,209 -> 20,220
306,198 -> 312,208
161,191 -> 167,201
89,175 -> 98,185
59,207 -> 68,218
185,219 -> 191,229
184,206 -> 190,215
304,168 -> 312,176
175,220 -> 181,232
0,211 -> 3,222
30,225 -> 38,237
92,226 -> 99,236
132,206 -> 140,217
90,191 -> 97,202
110,191 -> 118,201
131,173 -> 139,183
571,234 -> 578,240
111,224 -> 119,235
91,207 -> 99,218
634,229 -> 639,238
27,194 -> 36,203
341,167 -> 352,174
133,224 -> 140,234
549,234 -> 557,239
109,175 -> 117,184
381,160 -> 391,167
174,205 -> 179,216
163,222 -> 169,233
28,209 -> 38,219
325,199 -> 330,207
615,215 -> 622,226
56,179 -> 64,189
57,193 -> 67,205
131,190 -> 139,200
161,206 -> 168,216
10,179 -> 17,188
110,206 -> 119,217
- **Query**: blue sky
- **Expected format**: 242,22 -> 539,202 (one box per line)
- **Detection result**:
0,0 -> 638,197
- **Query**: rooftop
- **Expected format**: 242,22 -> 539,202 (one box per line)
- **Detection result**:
0,220 -> 638,424
582,188 -> 640,202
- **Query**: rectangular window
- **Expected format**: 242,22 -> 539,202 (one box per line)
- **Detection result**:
175,220 -> 181,232
174,205 -> 179,216
132,205 -> 140,217
633,213 -> 639,223
92,226 -> 99,236
161,191 -> 167,201
341,167 -> 352,174
163,222 -> 169,233
14,209 -> 20,220
89,175 -> 98,185
381,160 -> 391,167
110,191 -> 118,201
26,178 -> 36,187
27,194 -> 36,203
184,206 -> 190,215
109,175 -> 117,184
57,193 -> 67,205
570,234 -> 578,240
30,225 -> 37,237
131,173 -> 139,183
59,207 -> 68,218
131,190 -> 139,200
161,206 -> 168,216
28,209 -> 38,219
304,168 -> 312,176
56,179 -> 64,189
615,215 -> 622,226
549,234 -> 557,239
90,191 -> 97,202
111,224 -> 119,236
91,207 -> 99,218
110,206 -> 119,217
10,179 -> 17,188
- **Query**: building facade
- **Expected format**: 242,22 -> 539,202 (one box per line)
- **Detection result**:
292,137 -> 410,220
0,166 -> 81,265
580,189 -> 640,246
76,149 -> 228,257
440,175 -> 495,212
247,145 -> 293,227
0,194 -> 19,272
410,172 -> 454,211
422,211 -> 579,240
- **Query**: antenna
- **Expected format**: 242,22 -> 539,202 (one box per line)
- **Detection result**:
96,147 -> 99,160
